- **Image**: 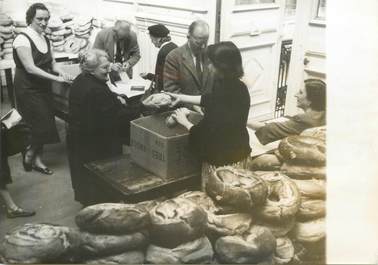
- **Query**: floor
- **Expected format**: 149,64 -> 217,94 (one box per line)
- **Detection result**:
0,90 -> 82,239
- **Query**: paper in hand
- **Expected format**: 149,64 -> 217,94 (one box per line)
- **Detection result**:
1,108 -> 22,129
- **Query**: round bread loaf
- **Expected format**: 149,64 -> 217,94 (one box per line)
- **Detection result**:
1,223 -> 72,263
84,251 -> 145,264
292,218 -> 325,244
215,225 -> 276,264
274,237 -> 294,264
64,38 -> 82,53
246,154 -> 282,171
297,199 -> 325,221
0,32 -> 14,40
207,166 -> 268,212
280,163 -> 326,180
291,178 -> 326,199
0,14 -> 13,26
48,17 -> 63,30
257,217 -> 296,237
206,213 -> 252,240
300,126 -> 326,141
75,203 -> 150,234
178,191 -> 220,213
149,197 -> 207,248
278,135 -> 326,165
256,172 -> 301,222
146,236 -> 214,264
0,25 -> 14,34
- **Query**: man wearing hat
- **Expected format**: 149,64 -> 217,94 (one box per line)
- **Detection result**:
140,24 -> 177,93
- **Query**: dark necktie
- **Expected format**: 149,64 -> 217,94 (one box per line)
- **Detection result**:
195,54 -> 202,82
115,40 -> 123,63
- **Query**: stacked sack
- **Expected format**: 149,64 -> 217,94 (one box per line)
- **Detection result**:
0,13 -> 15,60
146,197 -> 214,263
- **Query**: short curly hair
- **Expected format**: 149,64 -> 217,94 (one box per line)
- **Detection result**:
78,49 -> 110,73
26,3 -> 49,25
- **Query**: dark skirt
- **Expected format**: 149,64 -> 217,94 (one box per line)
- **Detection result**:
17,90 -> 60,146
66,130 -> 122,205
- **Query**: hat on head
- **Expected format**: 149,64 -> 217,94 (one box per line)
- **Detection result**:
148,24 -> 170,38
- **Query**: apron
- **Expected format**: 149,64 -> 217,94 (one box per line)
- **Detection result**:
13,32 -> 60,146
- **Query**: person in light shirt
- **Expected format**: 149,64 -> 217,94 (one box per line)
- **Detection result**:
12,3 -> 72,175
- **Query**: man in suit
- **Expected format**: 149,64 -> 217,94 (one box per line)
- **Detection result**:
93,20 -> 140,80
163,20 -> 213,97
140,24 -> 178,93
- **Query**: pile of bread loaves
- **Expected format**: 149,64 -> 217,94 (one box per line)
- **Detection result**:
46,15 -> 93,54
0,126 -> 326,264
0,13 -> 15,60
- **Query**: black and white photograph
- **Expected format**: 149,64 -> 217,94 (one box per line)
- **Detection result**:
0,0 -> 377,264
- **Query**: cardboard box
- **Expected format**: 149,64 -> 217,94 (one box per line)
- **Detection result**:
130,111 -> 203,180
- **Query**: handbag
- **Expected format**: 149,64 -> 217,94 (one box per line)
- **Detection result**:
3,122 -> 32,156
1,109 -> 32,156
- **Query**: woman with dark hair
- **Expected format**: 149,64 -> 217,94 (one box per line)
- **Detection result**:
166,41 -> 251,189
248,79 -> 326,145
67,49 -> 139,206
13,3 -> 72,175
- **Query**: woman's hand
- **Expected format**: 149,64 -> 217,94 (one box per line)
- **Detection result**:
164,92 -> 181,107
171,108 -> 193,130
117,96 -> 127,105
60,72 -> 74,83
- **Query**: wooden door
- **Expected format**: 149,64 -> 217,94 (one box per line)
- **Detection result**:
220,0 -> 286,121
285,0 -> 326,115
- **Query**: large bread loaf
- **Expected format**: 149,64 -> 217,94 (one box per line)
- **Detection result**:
207,167 -> 268,212
178,191 -> 219,213
149,197 -> 207,248
215,225 -> 276,264
291,179 -> 326,199
146,236 -> 214,264
278,136 -> 326,165
273,237 -> 294,264
246,154 -> 282,171
292,218 -> 325,244
206,213 -> 252,240
72,230 -> 149,257
75,203 -> 150,234
256,172 -> 301,222
1,223 -> 72,263
280,163 -> 326,180
257,217 -> 296,237
297,199 -> 326,221
84,251 -> 145,264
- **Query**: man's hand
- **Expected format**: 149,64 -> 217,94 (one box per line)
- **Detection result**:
111,63 -> 123,72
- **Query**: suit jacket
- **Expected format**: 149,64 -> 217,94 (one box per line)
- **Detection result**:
163,43 -> 213,95
93,27 -> 141,77
145,42 -> 178,92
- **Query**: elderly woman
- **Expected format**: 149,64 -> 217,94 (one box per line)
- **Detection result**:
13,3 -> 72,175
140,24 -> 177,93
248,79 -> 326,145
67,49 -> 138,206
167,41 -> 251,189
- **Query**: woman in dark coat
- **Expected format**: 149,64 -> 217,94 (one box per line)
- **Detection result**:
167,41 -> 251,189
67,49 -> 139,206
140,24 -> 177,93
13,3 -> 72,175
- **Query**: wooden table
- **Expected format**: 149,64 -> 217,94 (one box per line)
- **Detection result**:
84,154 -> 201,203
